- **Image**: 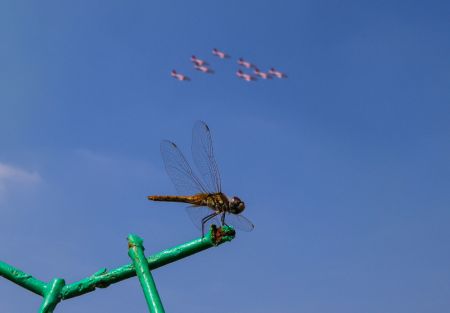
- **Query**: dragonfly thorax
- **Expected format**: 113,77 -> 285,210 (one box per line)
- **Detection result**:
203,193 -> 245,214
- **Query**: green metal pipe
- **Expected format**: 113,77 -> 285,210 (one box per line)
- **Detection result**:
0,260 -> 46,296
61,225 -> 235,299
39,278 -> 65,313
128,235 -> 165,313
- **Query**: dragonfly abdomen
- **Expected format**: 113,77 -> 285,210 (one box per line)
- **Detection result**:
148,195 -> 205,206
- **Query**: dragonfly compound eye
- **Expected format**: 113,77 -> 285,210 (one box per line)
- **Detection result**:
230,196 -> 245,214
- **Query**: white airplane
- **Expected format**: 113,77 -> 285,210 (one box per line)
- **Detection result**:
236,69 -> 255,82
212,48 -> 229,59
237,58 -> 254,69
191,55 -> 207,66
268,67 -> 287,78
171,70 -> 189,81
254,68 -> 271,79
194,64 -> 213,73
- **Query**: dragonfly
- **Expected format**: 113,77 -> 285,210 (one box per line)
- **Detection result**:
148,121 -> 254,236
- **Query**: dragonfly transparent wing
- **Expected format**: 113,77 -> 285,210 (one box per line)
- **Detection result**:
186,206 -> 221,231
160,140 -> 208,195
192,120 -> 222,193
224,213 -> 254,232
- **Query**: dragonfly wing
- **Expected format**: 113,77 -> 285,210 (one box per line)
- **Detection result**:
160,140 -> 208,195
186,206 -> 221,231
192,121 -> 222,193
224,213 -> 255,232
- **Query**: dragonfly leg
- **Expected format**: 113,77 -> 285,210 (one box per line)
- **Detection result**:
221,213 -> 226,226
201,212 -> 219,237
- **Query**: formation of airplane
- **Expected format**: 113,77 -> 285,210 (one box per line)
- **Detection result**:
170,48 -> 287,82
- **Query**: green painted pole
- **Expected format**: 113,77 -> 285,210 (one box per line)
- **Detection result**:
39,278 -> 65,313
0,260 -> 46,296
128,235 -> 165,313
60,225 -> 235,300
0,225 -> 235,310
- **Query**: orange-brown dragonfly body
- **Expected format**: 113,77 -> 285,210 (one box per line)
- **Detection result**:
148,193 -> 244,214
148,121 -> 253,236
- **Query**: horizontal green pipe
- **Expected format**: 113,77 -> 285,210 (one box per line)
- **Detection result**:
0,260 -> 46,296
61,225 -> 235,299
128,235 -> 165,313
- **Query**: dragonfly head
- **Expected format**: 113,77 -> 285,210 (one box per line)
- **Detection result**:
229,196 -> 245,214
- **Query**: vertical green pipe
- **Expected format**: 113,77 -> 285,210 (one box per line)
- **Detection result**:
128,235 -> 165,313
0,260 -> 46,296
39,278 -> 65,313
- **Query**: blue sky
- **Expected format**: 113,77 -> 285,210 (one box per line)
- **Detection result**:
1,1 -> 450,312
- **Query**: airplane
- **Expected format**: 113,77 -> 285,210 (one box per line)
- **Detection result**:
254,68 -> 271,79
268,67 -> 287,78
194,64 -> 213,73
171,70 -> 189,81
237,58 -> 254,69
236,69 -> 255,82
212,48 -> 229,59
191,55 -> 207,66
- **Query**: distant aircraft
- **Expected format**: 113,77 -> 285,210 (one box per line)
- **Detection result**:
194,64 -> 213,73
268,68 -> 287,78
237,58 -> 254,69
171,70 -> 189,81
254,68 -> 271,79
191,55 -> 207,66
236,69 -> 255,82
212,48 -> 229,59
